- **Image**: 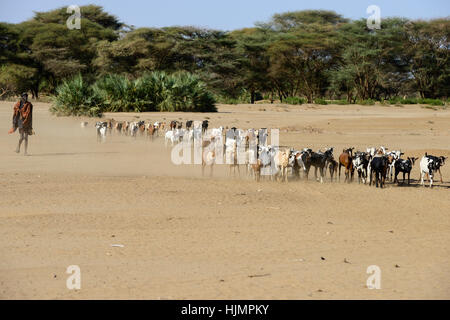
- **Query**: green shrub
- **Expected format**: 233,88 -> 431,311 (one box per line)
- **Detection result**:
156,72 -> 216,112
418,98 -> 445,106
314,98 -> 328,105
284,96 -> 306,105
50,74 -> 103,117
357,99 -> 376,105
388,97 -> 416,104
215,89 -> 253,105
387,97 -> 445,106
93,74 -> 148,113
402,98 -> 419,104
52,72 -> 217,116
215,96 -> 240,104
330,99 -> 348,105
387,98 -> 398,104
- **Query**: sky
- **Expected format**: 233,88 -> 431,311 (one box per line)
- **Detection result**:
0,0 -> 449,30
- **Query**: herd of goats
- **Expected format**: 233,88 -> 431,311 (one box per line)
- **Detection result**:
87,119 -> 448,188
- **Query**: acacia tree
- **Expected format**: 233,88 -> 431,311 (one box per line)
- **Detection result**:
95,28 -> 171,75
0,23 -> 19,64
330,20 -> 383,101
94,26 -> 241,98
0,23 -> 21,97
404,19 -> 450,98
329,18 -> 412,101
264,11 -> 344,102
228,28 -> 272,103
260,10 -> 348,31
4,5 -> 122,98
1,7 -> 448,103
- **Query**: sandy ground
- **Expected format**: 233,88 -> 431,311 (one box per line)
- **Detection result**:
0,101 -> 449,300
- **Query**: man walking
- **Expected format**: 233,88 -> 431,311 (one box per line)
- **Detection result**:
8,92 -> 33,155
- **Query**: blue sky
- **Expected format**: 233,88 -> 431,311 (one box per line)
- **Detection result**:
0,0 -> 448,30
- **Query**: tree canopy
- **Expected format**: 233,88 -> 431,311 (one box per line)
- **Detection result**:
0,5 -> 448,103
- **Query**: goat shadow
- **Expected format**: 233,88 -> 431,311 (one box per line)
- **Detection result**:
392,178 -> 450,189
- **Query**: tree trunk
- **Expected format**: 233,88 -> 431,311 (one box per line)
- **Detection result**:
31,88 -> 39,100
278,90 -> 283,103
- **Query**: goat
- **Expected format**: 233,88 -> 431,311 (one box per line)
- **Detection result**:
353,152 -> 370,184
170,121 -> 177,131
304,148 -> 334,183
424,154 -> 447,184
160,122 -> 166,133
129,122 -> 140,137
258,128 -> 268,146
147,124 -> 156,140
386,150 -> 404,181
202,137 -> 216,177
202,120 -> 209,134
247,146 -> 262,182
394,157 -> 418,185
290,149 -> 311,180
122,121 -> 130,135
245,136 -> 259,179
95,122 -> 108,143
328,158 -> 339,182
165,129 -> 180,147
137,121 -> 146,136
258,145 -> 274,179
420,153 -> 447,187
290,151 -> 303,180
226,139 -> 240,177
370,155 -> 388,188
211,127 -> 224,140
339,148 -> 354,183
115,121 -> 123,134
274,148 -> 290,182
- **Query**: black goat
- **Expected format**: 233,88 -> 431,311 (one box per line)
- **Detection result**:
304,148 -> 334,183
370,156 -> 388,188
394,157 -> 418,185
202,120 -> 209,134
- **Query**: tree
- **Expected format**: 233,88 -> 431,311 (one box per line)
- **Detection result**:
259,10 -> 348,31
229,28 -> 272,103
0,23 -> 20,65
4,5 -> 123,98
33,5 -> 124,30
404,19 -> 450,98
0,64 -> 39,98
329,18 -> 411,101
264,11 -> 343,102
1,6 -> 448,104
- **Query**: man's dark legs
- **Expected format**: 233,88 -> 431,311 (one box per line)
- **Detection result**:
24,132 -> 28,155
